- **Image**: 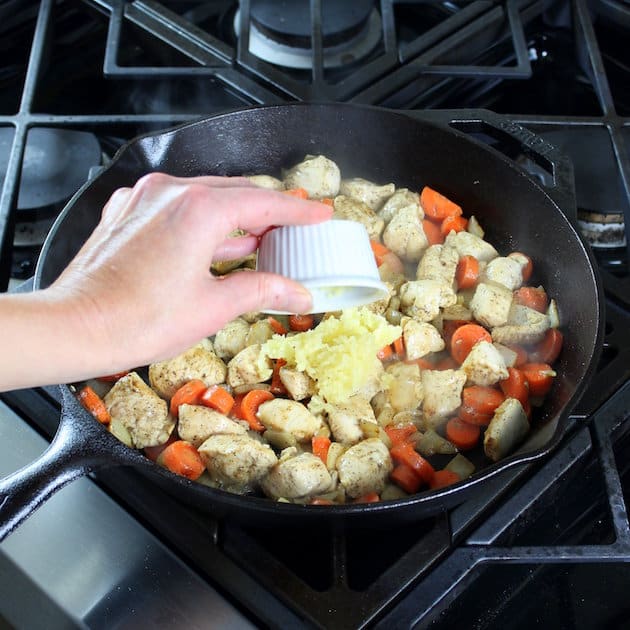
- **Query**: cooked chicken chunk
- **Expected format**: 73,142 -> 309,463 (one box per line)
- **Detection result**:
421,369 -> 467,430
246,174 -> 285,190
177,404 -> 247,447
445,230 -> 499,262
491,304 -> 550,345
149,339 -> 227,400
403,318 -> 445,359
227,344 -> 273,389
484,398 -> 529,462
483,256 -> 523,290
332,195 -> 385,241
213,317 -> 250,361
469,282 -> 513,328
261,452 -> 333,500
416,244 -> 458,287
278,367 -> 316,401
283,155 -> 340,198
460,340 -> 509,386
198,434 -> 277,491
245,319 -> 275,346
257,398 -> 322,442
383,204 -> 428,262
386,362 -> 423,413
399,279 -> 457,322
327,394 -> 378,444
104,372 -> 172,449
336,438 -> 393,498
378,188 -> 421,224
339,178 -> 395,210
442,304 -> 473,322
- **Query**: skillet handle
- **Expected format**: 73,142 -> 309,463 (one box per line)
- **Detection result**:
0,387 -> 141,541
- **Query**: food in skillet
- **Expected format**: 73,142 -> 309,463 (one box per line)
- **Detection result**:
77,154 -> 563,505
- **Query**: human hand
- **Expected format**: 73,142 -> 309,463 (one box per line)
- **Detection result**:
47,172 -> 332,376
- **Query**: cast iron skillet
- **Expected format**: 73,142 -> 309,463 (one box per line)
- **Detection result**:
0,103 -> 604,540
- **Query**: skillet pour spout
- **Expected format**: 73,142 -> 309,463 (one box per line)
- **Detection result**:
0,103 -> 603,534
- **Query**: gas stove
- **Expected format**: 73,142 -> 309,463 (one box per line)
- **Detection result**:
2,1 -> 630,628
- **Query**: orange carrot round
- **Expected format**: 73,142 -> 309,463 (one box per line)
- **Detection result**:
200,385 -> 235,415
450,323 -> 492,364
499,367 -> 529,407
268,316 -> 288,335
390,463 -> 422,494
420,186 -> 463,220
458,403 -> 492,427
441,214 -> 468,236
78,385 -> 111,425
446,417 -> 481,451
240,389 -> 274,431
353,492 -> 381,503
393,336 -> 405,357
530,328 -> 564,364
508,252 -> 533,282
157,440 -> 205,480
513,286 -> 549,313
455,255 -> 480,289
283,187 -> 309,199
170,379 -> 207,417
144,433 -> 177,462
422,218 -> 445,245
390,443 -> 435,485
429,469 -> 461,490
97,371 -> 129,382
270,358 -> 288,395
377,344 -> 394,361
520,363 -> 556,397
384,423 -> 418,446
461,386 -> 505,418
289,314 -> 315,332
312,436 -> 331,464
506,344 -> 529,367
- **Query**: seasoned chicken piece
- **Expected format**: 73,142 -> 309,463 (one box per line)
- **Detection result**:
484,398 -> 530,462
177,404 -> 247,447
378,188 -> 421,224
213,317 -> 250,361
339,178 -> 395,210
460,340 -> 509,386
246,174 -> 285,190
416,244 -> 459,286
149,339 -> 227,400
245,319 -> 275,346
198,434 -> 277,491
492,304 -> 550,345
261,452 -> 333,500
469,282 -> 513,328
336,438 -> 393,498
333,195 -> 385,241
445,230 -> 499,262
399,279 -> 457,322
402,318 -> 445,360
257,398 -> 322,442
482,256 -> 523,290
227,344 -> 273,389
421,369 -> 467,430
383,204 -> 428,262
360,281 -> 394,316
104,372 -> 172,449
386,362 -> 423,413
283,155 -> 340,198
279,367 -> 316,401
327,394 -> 378,445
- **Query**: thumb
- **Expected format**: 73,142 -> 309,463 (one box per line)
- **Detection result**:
208,271 -> 313,320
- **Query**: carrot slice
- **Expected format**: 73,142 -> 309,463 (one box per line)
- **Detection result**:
422,218 -> 445,245
200,385 -> 235,415
321,197 -> 335,207
78,385 -> 111,425
289,314 -> 315,332
508,252 -> 533,282
441,214 -> 468,237
429,469 -> 461,490
455,255 -> 480,290
458,403 -> 492,427
390,464 -> 423,494
499,367 -> 529,407
434,356 -> 459,371
268,316 -> 288,335
513,287 -> 549,313
284,187 -> 309,199
384,423 -> 418,446
520,363 -> 556,397
231,393 -> 246,420
353,492 -> 380,503
312,436 -> 331,464
446,417 -> 481,451
240,389 -> 274,432
442,319 -> 469,346
390,443 -> 435,484
157,440 -> 205,480
97,371 -> 129,382
144,433 -> 177,462
270,358 -> 288,395
310,497 -> 334,505
370,240 -> 390,265
393,336 -> 405,357
450,323 -> 492,364
506,344 -> 529,367
420,186 -> 463,220
169,379 -> 207,417
377,344 -> 394,361
530,328 -> 564,364
461,385 -> 505,417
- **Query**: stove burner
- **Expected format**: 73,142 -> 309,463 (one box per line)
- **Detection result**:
237,0 -> 381,69
0,127 -> 101,211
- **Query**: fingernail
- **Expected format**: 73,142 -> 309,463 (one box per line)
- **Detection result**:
285,285 -> 313,314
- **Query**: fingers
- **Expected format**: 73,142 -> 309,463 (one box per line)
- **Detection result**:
167,175 -> 256,189
206,271 -> 313,321
212,235 -> 259,262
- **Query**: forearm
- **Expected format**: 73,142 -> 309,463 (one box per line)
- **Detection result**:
0,290 -> 107,391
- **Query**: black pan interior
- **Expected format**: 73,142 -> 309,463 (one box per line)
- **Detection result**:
34,103 -> 602,523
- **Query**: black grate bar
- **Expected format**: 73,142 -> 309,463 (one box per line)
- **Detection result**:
309,0 -> 324,85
